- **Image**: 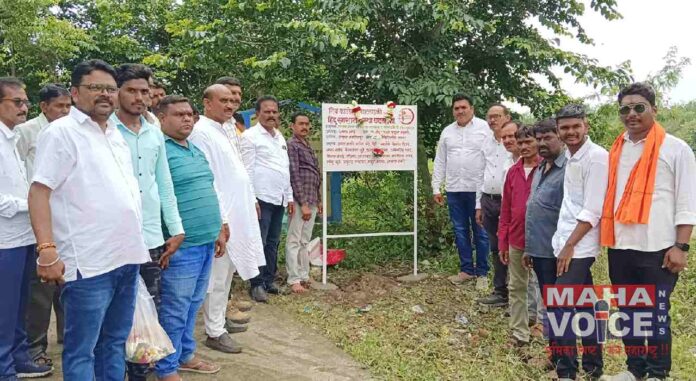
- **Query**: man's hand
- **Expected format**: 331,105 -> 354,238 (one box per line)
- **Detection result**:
434,194 -> 444,206
287,201 -> 295,216
522,253 -> 533,270
475,209 -> 483,226
159,234 -> 185,269
556,244 -> 574,276
317,202 -> 323,216
215,226 -> 227,258
301,204 -> 312,221
255,202 -> 261,219
499,250 -> 509,265
663,246 -> 688,273
37,248 -> 65,284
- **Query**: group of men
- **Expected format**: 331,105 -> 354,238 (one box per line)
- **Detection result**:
433,84 -> 695,381
0,58 -> 322,381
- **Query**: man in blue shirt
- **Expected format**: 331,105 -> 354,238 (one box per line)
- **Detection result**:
113,64 -> 185,381
154,95 -> 227,380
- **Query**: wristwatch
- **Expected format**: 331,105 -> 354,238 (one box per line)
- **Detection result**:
674,242 -> 690,252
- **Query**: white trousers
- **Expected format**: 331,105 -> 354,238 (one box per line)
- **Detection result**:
285,205 -> 317,285
202,252 -> 236,338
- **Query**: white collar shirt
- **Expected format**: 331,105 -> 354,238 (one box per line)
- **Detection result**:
432,117 -> 492,194
476,134 -> 511,208
611,132 -> 696,251
552,137 -> 609,258
0,121 -> 35,248
16,113 -> 49,180
240,124 -> 293,206
32,108 -> 149,281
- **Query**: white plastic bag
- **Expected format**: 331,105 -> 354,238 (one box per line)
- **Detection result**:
125,276 -> 175,364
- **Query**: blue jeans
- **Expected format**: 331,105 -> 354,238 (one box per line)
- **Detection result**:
61,264 -> 139,381
446,192 -> 489,276
0,245 -> 34,381
250,199 -> 285,288
155,243 -> 214,378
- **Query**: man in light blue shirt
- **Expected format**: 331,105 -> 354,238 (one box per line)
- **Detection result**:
112,63 -> 184,381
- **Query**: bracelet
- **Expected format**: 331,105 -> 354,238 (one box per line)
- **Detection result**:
36,255 -> 60,267
36,242 -> 57,254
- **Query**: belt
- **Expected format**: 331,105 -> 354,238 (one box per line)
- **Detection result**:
482,192 -> 502,201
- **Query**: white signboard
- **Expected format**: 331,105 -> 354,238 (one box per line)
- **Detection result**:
322,103 -> 418,172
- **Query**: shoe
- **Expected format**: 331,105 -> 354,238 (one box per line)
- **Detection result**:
599,371 -> 638,381
249,285 -> 268,303
225,319 -> 248,333
530,323 -> 544,339
448,272 -> 475,284
265,282 -> 280,295
226,309 -> 251,324
476,294 -> 508,307
235,300 -> 253,312
475,277 -> 488,291
31,351 -> 53,368
205,333 -> 242,354
16,360 -> 53,378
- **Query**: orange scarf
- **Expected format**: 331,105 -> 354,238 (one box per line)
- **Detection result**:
600,122 -> 666,247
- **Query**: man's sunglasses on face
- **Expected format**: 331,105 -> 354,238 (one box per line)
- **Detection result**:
619,103 -> 647,116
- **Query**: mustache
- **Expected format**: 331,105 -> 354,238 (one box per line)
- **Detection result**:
95,96 -> 113,105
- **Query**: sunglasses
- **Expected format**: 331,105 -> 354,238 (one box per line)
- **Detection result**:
0,98 -> 31,108
619,103 -> 647,116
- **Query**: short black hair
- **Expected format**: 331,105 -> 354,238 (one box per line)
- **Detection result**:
533,118 -> 558,135
71,59 -> 117,87
151,80 -> 165,89
255,95 -> 279,111
451,93 -> 473,108
618,82 -> 656,107
38,84 -> 70,103
290,111 -> 310,124
501,120 -> 521,130
233,112 -> 244,124
488,103 -> 510,115
156,95 -> 191,115
515,125 -> 535,140
115,63 -> 153,87
0,77 -> 25,98
555,104 -> 586,122
215,76 -> 242,88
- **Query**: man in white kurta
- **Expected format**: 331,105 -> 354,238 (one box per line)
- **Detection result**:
189,84 -> 264,353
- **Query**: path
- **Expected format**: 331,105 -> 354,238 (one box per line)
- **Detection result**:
43,303 -> 370,380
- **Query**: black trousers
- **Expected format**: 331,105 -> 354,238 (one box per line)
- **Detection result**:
608,248 -> 678,380
126,246 -> 164,380
532,256 -> 603,380
481,193 -> 507,298
26,253 -> 64,358
250,199 -> 285,288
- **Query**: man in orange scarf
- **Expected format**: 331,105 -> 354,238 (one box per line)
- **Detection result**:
601,83 -> 696,381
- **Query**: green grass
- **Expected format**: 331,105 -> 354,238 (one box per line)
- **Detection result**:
273,246 -> 696,380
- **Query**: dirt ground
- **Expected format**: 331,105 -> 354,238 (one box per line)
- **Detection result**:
42,299 -> 370,380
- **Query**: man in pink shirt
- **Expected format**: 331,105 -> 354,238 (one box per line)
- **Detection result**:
498,125 -> 540,346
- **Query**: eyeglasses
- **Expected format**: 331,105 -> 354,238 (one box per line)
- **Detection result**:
619,103 -> 647,116
0,98 -> 31,108
79,84 -> 118,94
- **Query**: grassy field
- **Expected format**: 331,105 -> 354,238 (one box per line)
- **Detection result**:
272,248 -> 696,380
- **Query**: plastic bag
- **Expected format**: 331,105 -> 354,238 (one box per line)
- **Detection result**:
125,276 -> 175,364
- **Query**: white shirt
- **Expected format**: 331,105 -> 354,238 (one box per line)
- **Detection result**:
241,124 -> 293,206
189,116 -> 264,280
552,137 -> 609,258
612,132 -> 696,251
0,121 -> 35,249
16,113 -> 49,180
476,134 -> 511,208
32,108 -> 149,281
432,117 -> 492,194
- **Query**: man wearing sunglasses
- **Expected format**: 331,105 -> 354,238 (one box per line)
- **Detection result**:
1,77 -> 55,379
600,83 -> 696,381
